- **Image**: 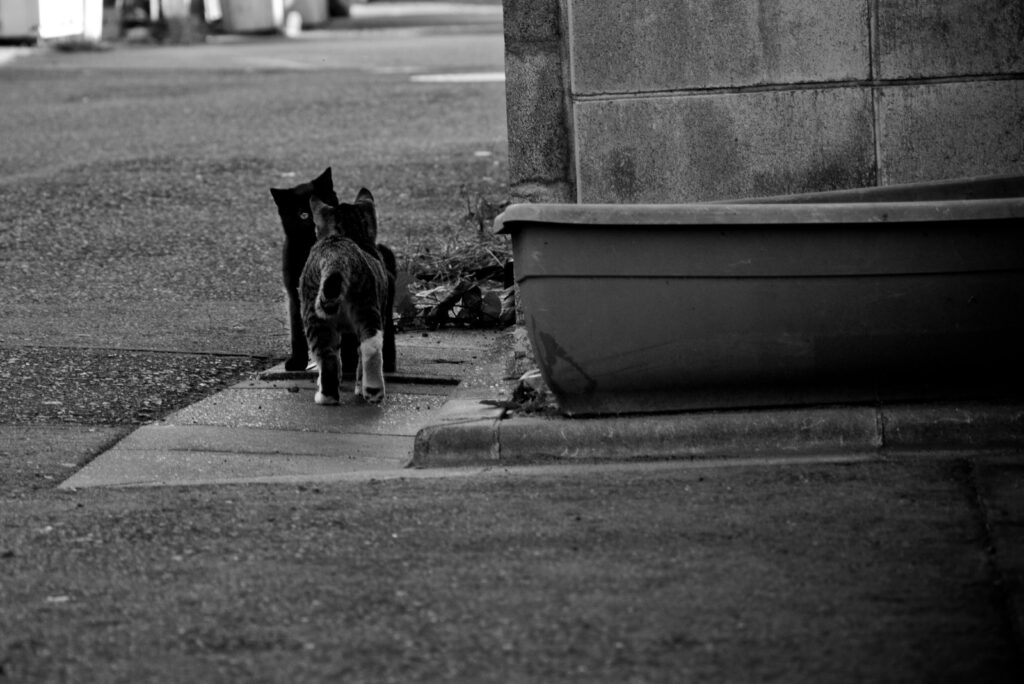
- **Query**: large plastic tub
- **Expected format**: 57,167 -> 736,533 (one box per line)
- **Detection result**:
496,175 -> 1024,415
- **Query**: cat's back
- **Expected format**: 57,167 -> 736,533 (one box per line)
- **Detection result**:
304,235 -> 387,287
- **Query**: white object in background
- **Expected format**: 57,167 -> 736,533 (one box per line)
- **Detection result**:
0,0 -> 102,41
220,0 -> 286,33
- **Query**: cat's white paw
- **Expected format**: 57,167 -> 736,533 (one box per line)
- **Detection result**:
315,391 -> 339,406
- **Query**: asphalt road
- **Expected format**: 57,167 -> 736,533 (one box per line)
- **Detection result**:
0,16 -> 508,426
3,453 -> 1019,683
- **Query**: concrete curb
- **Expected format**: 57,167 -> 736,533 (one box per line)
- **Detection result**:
413,402 -> 1024,467
882,404 -> 1024,451
501,407 -> 881,460
411,338 -> 1024,467
414,418 -> 500,466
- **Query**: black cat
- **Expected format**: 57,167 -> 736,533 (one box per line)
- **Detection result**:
270,167 -> 396,373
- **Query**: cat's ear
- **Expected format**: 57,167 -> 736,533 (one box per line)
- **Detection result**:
313,168 -> 338,205
355,187 -> 375,206
358,204 -> 379,244
309,196 -> 337,240
353,189 -> 378,243
269,187 -> 287,206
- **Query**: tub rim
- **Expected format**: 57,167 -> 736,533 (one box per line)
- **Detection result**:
495,197 -> 1024,233
495,173 -> 1024,233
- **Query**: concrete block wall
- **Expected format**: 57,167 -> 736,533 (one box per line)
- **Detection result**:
503,0 -> 1024,203
502,0 -> 576,203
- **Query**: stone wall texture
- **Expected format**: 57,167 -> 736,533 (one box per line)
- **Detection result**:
502,0 -> 1024,203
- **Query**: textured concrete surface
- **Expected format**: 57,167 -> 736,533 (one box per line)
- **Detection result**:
972,454 -> 1024,660
884,405 -> 1024,452
502,0 -> 575,202
60,330 -> 504,488
506,0 -> 1024,204
414,408 -> 884,468
58,382 -> 447,488
876,79 -> 1024,185
876,0 -> 1024,78
0,425 -> 130,490
11,455 -> 1023,682
503,48 -> 572,190
568,0 -> 868,93
502,0 -> 560,43
574,88 -> 876,202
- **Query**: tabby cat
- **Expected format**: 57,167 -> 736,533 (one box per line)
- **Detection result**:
301,190 -> 390,405
270,168 -> 396,373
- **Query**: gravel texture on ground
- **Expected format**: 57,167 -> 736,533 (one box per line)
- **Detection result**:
0,66 -> 510,356
0,426 -> 129,496
0,347 -> 266,426
0,459 -> 1018,683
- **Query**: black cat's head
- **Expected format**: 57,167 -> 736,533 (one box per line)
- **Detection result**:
269,167 -> 339,240
310,188 -> 379,251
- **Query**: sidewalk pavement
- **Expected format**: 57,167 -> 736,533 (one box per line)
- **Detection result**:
57,327 -> 1024,661
58,329 -> 503,489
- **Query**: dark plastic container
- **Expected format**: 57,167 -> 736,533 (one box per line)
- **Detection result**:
495,175 -> 1024,415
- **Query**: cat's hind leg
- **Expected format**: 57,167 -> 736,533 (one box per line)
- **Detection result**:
348,284 -> 386,404
356,330 -> 385,404
340,332 -> 359,377
378,244 -> 398,373
305,319 -> 342,405
285,285 -> 309,371
314,349 -> 342,405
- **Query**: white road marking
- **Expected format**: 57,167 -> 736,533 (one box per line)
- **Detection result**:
410,71 -> 505,83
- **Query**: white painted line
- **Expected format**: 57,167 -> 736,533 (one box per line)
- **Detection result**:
351,3 -> 502,18
239,56 -> 316,71
410,72 -> 505,83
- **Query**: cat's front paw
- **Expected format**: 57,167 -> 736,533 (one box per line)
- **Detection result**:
315,391 -> 340,405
